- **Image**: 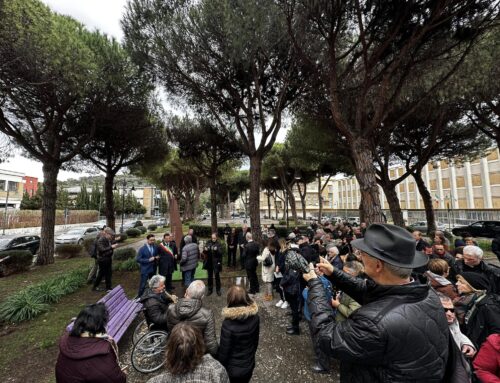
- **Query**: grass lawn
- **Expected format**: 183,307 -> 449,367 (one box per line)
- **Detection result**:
172,261 -> 208,281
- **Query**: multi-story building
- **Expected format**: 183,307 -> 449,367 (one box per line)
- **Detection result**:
22,176 -> 38,196
259,147 -> 500,219
0,169 -> 25,209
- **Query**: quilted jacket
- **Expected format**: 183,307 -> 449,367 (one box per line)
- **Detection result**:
167,298 -> 218,356
307,269 -> 449,382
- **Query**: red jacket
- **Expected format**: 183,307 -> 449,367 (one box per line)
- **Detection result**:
473,333 -> 500,383
55,333 -> 126,383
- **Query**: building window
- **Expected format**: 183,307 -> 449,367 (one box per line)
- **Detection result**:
0,180 -> 5,191
8,182 -> 18,192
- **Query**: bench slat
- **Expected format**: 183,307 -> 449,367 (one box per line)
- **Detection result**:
107,301 -> 141,341
66,284 -> 142,343
113,303 -> 142,342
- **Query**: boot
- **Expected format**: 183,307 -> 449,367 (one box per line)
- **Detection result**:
207,290 -> 213,296
286,327 -> 300,335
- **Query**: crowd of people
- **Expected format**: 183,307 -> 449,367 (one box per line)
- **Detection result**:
63,219 -> 500,382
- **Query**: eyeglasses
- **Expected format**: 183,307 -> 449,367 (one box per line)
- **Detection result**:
443,308 -> 455,313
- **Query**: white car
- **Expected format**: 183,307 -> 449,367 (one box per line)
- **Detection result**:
347,217 -> 360,226
55,227 -> 100,245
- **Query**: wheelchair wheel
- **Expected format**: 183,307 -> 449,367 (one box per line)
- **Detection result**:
131,331 -> 168,373
132,318 -> 149,345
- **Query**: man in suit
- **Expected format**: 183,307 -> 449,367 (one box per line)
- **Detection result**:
245,232 -> 260,294
158,233 -> 178,293
136,234 -> 159,298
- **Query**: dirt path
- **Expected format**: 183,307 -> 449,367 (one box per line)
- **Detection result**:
120,276 -> 340,383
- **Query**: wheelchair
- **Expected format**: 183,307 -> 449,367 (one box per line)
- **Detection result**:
130,311 -> 169,373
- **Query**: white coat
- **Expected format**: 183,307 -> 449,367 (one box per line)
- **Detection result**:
256,247 -> 275,283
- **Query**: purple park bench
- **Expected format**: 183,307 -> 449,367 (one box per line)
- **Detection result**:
66,285 -> 142,343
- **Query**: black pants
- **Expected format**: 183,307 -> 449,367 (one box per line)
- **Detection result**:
285,291 -> 300,330
246,265 -> 259,293
227,246 -> 237,267
239,246 -> 246,269
207,266 -> 221,292
164,272 -> 174,292
274,278 -> 285,300
308,320 -> 330,370
93,259 -> 112,290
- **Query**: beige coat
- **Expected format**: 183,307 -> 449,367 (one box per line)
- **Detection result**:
256,247 -> 275,283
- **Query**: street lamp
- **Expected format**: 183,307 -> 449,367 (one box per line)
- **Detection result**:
114,179 -> 135,233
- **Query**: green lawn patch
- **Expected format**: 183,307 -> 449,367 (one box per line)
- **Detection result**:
172,261 -> 207,281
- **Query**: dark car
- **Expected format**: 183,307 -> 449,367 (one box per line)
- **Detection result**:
452,221 -> 500,238
0,235 -> 41,255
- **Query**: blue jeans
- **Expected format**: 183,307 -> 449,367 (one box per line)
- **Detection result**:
138,271 -> 154,297
182,269 -> 196,287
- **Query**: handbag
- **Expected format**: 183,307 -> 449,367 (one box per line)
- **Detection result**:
263,253 -> 273,267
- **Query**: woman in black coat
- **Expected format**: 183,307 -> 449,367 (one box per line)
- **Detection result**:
218,285 -> 259,383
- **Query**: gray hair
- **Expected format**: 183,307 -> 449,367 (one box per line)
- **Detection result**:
186,280 -> 206,299
326,245 -> 339,255
344,261 -> 364,276
149,275 -> 166,289
436,291 -> 453,303
384,262 -> 413,279
246,232 -> 252,241
184,235 -> 192,244
463,245 -> 483,259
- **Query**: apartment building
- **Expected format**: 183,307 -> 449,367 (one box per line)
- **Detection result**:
0,169 -> 25,209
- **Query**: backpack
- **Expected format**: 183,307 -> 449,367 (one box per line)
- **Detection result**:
90,239 -> 98,259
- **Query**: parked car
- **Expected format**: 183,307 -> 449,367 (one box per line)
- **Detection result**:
95,220 -> 107,230
155,218 -> 168,226
55,227 -> 99,245
119,220 -> 143,233
0,235 -> 40,255
409,221 -> 447,233
347,217 -> 360,226
452,221 -> 500,238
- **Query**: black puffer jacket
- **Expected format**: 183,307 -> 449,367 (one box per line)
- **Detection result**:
140,291 -> 173,332
217,302 -> 259,379
167,298 -> 218,356
308,270 -> 449,382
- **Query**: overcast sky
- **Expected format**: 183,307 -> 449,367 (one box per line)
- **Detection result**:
1,0 -> 287,181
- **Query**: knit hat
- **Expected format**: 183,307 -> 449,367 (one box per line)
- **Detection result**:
459,272 -> 490,291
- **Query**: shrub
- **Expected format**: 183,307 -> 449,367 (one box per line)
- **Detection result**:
137,225 -> 147,234
56,244 -> 84,259
147,224 -> 158,231
0,250 -> 33,277
476,239 -> 492,252
0,269 -> 86,323
133,220 -> 143,228
126,228 -> 141,237
115,258 -> 139,271
113,247 -> 137,261
116,233 -> 128,242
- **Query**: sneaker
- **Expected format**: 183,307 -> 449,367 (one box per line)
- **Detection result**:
281,301 -> 289,309
275,299 -> 284,308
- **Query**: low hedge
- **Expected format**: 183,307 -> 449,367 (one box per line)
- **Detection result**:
0,269 -> 86,323
55,244 -> 84,259
147,224 -> 157,231
126,228 -> 141,237
116,233 -> 128,242
137,226 -> 147,234
188,224 -> 307,240
0,250 -> 33,277
113,247 -> 137,261
114,258 -> 139,271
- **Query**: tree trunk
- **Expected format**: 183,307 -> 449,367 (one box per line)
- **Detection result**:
267,191 -> 271,219
169,195 -> 183,249
297,183 -> 307,220
273,193 -> 280,220
379,181 -> 405,227
351,138 -> 384,224
285,183 -> 298,224
413,170 -> 437,235
209,184 -> 218,234
317,173 -> 323,222
36,162 -> 59,265
104,173 -> 116,231
227,190 -> 231,219
249,155 -> 262,242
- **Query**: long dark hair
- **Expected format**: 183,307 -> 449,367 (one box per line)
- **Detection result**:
70,303 -> 108,337
165,323 -> 205,375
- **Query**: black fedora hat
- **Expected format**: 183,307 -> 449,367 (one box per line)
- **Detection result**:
351,223 -> 428,268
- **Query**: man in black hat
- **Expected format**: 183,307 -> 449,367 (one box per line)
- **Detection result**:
304,223 -> 449,382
